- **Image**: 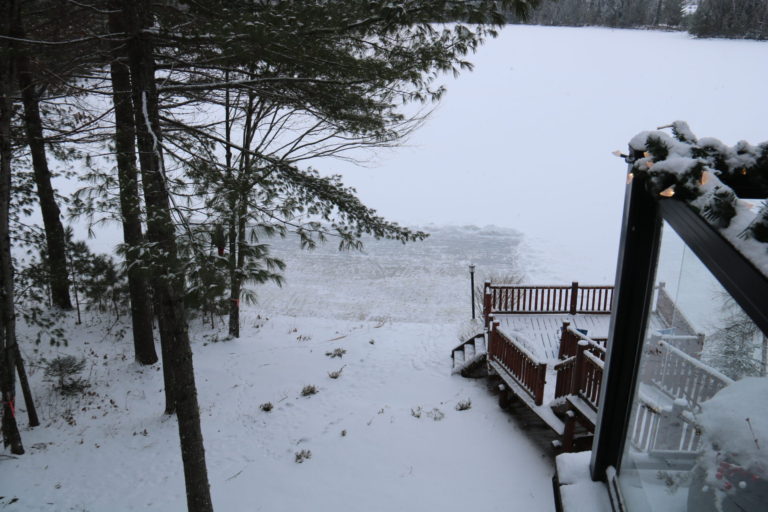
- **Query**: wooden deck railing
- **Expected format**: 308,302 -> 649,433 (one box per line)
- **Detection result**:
483,281 -> 613,326
558,321 -> 607,359
629,339 -> 734,455
554,334 -> 606,411
488,320 -> 547,405
553,357 -> 575,399
645,338 -> 733,404
630,393 -> 703,454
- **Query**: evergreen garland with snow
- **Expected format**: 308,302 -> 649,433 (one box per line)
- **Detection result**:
628,122 -> 768,272
701,186 -> 736,229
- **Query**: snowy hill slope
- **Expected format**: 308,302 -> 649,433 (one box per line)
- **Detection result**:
0,226 -> 556,512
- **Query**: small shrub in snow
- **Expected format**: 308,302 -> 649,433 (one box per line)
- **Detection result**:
328,366 -> 345,379
368,339 -> 375,345
410,406 -> 422,418
340,429 -> 347,437
296,334 -> 311,342
44,355 -> 89,395
325,348 -> 346,358
260,402 -> 273,412
295,449 -> 312,463
301,385 -> 318,397
456,399 -> 472,411
426,408 -> 445,421
472,270 -> 524,320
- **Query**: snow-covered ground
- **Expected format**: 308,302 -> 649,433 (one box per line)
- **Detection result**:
2,25 -> 768,512
2,227 -> 555,512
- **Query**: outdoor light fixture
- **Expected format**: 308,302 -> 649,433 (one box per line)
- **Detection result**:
469,264 -> 476,320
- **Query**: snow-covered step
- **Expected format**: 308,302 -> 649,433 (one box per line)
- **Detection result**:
451,333 -> 487,375
452,349 -> 466,368
474,335 -> 486,353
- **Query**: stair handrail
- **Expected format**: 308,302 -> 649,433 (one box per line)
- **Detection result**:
487,320 -> 548,405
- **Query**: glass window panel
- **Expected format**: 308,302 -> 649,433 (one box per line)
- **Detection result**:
618,221 -> 768,512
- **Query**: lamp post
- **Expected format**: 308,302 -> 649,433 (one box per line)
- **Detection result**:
469,264 -> 476,320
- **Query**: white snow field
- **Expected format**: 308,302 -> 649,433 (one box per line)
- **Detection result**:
325,25 -> 768,284
2,25 -> 768,512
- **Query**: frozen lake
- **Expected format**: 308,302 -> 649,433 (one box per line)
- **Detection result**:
314,25 -> 768,284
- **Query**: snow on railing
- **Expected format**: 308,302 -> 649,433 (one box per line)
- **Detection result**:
630,392 -> 703,454
558,322 -> 608,359
487,320 -> 547,406
648,339 -> 734,404
554,336 -> 606,410
630,340 -> 735,454
482,281 -> 613,326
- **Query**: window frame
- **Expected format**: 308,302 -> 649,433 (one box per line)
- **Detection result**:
589,169 -> 768,501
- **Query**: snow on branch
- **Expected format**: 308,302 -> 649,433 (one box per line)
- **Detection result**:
628,121 -> 768,277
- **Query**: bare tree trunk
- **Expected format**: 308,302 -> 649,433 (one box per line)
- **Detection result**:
228,198 -> 246,339
228,91 -> 257,339
225,80 -> 240,339
0,6 -> 24,451
10,1 -> 72,310
123,1 -> 213,510
108,7 -> 158,366
227,213 -> 239,337
13,346 -> 38,427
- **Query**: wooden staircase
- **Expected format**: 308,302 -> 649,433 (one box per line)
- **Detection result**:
451,319 -> 605,453
451,333 -> 487,378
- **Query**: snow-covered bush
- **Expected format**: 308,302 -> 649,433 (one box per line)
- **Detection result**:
456,399 -> 472,411
690,377 -> 768,510
301,385 -> 318,397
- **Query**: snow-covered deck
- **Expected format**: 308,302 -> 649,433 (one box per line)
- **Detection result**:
467,280 -> 729,458
494,313 -> 611,360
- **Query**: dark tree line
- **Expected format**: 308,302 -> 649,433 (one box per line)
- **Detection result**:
512,0 -> 768,41
690,0 -> 768,40
512,0 -> 685,29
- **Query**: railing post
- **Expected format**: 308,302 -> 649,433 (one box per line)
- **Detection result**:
558,321 -> 571,359
491,318 -> 500,363
483,280 -> 492,328
486,316 -> 494,360
653,400 -> 685,451
655,281 -> 666,312
694,333 -> 705,359
570,281 -> 579,315
570,340 -> 589,397
643,333 -> 663,383
534,364 -> 545,406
